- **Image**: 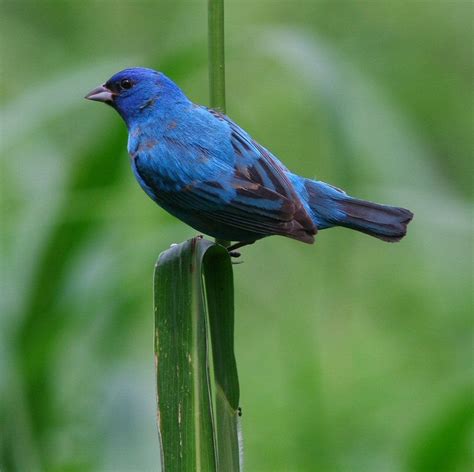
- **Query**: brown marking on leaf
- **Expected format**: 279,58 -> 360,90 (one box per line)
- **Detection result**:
189,235 -> 202,264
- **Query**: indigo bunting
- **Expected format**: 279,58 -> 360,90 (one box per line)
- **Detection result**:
85,68 -> 412,251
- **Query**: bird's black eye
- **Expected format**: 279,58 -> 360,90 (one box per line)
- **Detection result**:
120,79 -> 132,90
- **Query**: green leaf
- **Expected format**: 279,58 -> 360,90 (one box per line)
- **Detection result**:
154,237 -> 241,471
204,245 -> 241,470
407,387 -> 474,472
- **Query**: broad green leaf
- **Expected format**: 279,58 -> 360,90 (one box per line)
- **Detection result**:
154,237 -> 241,471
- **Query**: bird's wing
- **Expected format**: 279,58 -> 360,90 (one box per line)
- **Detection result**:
134,108 -> 317,242
207,110 -> 317,240
159,175 -> 315,241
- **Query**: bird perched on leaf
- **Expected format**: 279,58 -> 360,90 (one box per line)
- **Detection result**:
85,67 -> 412,253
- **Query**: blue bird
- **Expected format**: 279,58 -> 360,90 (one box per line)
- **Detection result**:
85,67 -> 413,252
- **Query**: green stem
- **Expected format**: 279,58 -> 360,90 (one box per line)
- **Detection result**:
208,0 -> 226,113
208,0 -> 230,248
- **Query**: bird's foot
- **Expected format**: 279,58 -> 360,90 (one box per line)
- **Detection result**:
229,250 -> 244,264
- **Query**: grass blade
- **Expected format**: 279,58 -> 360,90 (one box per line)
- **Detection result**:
204,245 -> 241,470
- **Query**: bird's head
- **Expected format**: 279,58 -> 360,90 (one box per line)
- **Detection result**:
85,67 -> 187,126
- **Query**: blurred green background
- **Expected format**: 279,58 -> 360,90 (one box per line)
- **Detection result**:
1,1 -> 473,471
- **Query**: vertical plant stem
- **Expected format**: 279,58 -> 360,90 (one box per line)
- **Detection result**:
208,0 -> 229,248
208,0 -> 226,113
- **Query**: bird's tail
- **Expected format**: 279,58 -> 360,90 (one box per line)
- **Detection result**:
303,179 -> 413,242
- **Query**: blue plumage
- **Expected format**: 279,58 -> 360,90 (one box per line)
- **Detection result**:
85,67 -> 413,248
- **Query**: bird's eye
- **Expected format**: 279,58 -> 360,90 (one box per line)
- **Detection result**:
120,79 -> 132,90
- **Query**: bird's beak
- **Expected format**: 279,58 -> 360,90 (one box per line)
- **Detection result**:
84,84 -> 114,103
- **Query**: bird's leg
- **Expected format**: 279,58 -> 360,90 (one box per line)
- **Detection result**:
227,240 -> 256,251
227,240 -> 256,258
